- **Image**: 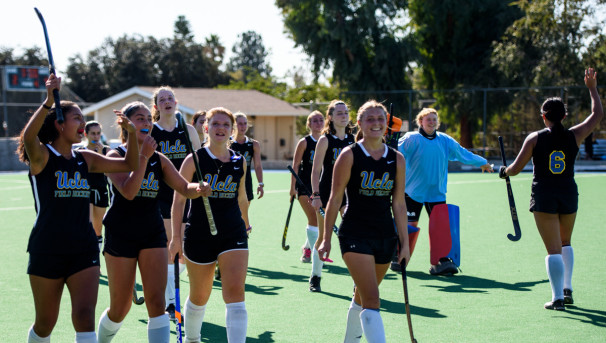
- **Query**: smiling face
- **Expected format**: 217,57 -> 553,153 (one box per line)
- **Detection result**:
358,107 -> 387,139
209,112 -> 234,144
420,112 -> 438,135
155,89 -> 177,116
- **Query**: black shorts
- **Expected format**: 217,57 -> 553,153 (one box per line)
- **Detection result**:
28,251 -> 100,279
104,224 -> 167,258
530,184 -> 578,214
184,231 -> 248,264
158,199 -> 190,221
405,193 -> 445,222
338,235 -> 397,264
91,188 -> 109,207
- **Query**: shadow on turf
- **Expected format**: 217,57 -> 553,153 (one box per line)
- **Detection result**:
405,270 -> 548,293
563,305 -> 606,327
137,320 -> 277,342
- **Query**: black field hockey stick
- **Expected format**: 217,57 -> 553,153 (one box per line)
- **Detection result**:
282,195 -> 295,250
34,8 -> 63,124
498,136 -> 521,241
132,279 -> 144,305
287,165 -> 338,234
399,258 -> 418,343
174,254 -> 183,342
175,112 -> 217,235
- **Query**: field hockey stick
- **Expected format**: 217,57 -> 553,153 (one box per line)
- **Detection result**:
282,195 -> 295,250
34,8 -> 63,124
388,103 -> 394,137
286,165 -> 338,234
174,254 -> 183,342
498,136 -> 521,241
132,277 -> 144,305
399,258 -> 418,343
175,112 -> 217,235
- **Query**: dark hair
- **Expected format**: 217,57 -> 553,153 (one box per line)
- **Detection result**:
85,120 -> 101,133
17,101 -> 78,164
151,86 -> 176,122
322,99 -> 353,135
192,110 -> 206,125
541,97 -> 567,122
120,101 -> 150,143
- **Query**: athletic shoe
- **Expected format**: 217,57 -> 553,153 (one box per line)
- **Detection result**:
215,266 -> 221,281
429,258 -> 458,276
300,248 -> 311,263
309,275 -> 321,292
564,289 -> 574,305
544,299 -> 565,311
166,304 -> 176,320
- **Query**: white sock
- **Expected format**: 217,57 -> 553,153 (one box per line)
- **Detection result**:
225,301 -> 247,343
562,245 -> 574,291
97,308 -> 123,343
360,309 -> 386,343
307,226 -> 323,276
97,235 -> 103,253
147,314 -> 170,343
545,254 -> 565,301
75,331 -> 97,343
184,297 -> 206,342
28,325 -> 50,343
179,262 -> 186,275
166,264 -> 175,306
344,298 -> 363,343
304,225 -> 311,249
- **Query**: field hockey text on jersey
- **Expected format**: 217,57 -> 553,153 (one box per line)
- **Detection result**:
158,139 -> 187,159
359,171 -> 393,196
54,171 -> 90,198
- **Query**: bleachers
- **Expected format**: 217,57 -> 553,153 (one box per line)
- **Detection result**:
579,139 -> 606,160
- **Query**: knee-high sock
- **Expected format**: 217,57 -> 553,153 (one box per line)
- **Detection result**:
98,308 -> 123,343
562,245 -> 574,291
360,309 -> 386,343
184,297 -> 206,343
75,332 -> 96,343
225,301 -> 247,343
179,262 -> 186,275
304,225 -> 311,249
148,314 -> 170,343
28,325 -> 50,343
166,264 -> 175,306
344,298 -> 363,343
545,254 -> 565,301
307,226 -> 322,276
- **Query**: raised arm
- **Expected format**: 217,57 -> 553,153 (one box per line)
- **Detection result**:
252,140 -> 264,199
571,68 -> 604,146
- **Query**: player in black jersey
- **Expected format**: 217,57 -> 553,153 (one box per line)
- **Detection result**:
318,100 -> 410,342
230,112 -> 265,205
150,86 -> 201,317
17,74 -> 140,343
309,100 -> 356,292
290,111 -> 325,263
83,121 -> 110,251
192,110 -> 207,146
170,107 -> 251,343
501,68 -> 603,311
97,102 -> 209,342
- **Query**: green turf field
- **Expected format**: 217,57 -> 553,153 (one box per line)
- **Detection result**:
1,171 -> 605,342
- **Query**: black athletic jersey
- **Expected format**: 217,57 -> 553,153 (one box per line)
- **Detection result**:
229,136 -> 255,200
319,133 -> 355,197
103,146 -> 164,230
297,135 -> 318,189
151,121 -> 189,203
27,145 -> 96,254
340,143 -> 398,239
185,147 -> 246,239
79,146 -> 109,202
532,127 -> 578,188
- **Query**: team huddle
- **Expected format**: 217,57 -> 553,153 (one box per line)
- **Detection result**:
18,68 -> 602,343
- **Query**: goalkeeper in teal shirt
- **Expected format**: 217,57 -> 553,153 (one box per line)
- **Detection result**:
397,108 -> 493,275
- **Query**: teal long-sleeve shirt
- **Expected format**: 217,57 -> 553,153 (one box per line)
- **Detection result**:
397,131 -> 487,203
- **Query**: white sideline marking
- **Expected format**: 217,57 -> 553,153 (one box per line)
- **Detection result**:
0,206 -> 33,211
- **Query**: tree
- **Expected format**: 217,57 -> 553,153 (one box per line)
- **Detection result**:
227,31 -> 273,79
0,46 -> 47,66
408,0 -> 521,147
276,0 -> 416,108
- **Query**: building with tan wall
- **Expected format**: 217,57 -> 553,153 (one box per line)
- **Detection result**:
82,86 -> 310,162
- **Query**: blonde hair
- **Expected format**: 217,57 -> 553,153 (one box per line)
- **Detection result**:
306,110 -> 324,131
355,100 -> 387,141
151,86 -> 177,122
415,108 -> 440,130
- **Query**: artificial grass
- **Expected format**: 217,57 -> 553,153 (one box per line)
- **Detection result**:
1,171 -> 605,342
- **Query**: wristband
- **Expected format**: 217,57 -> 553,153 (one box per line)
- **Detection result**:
140,154 -> 149,161
42,103 -> 52,110
258,182 -> 264,187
